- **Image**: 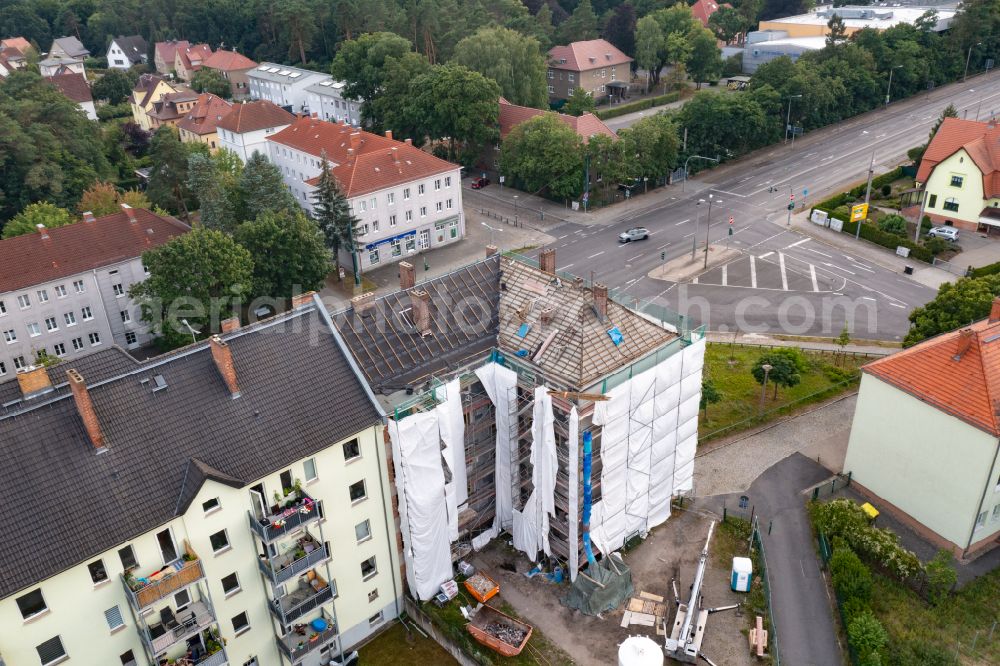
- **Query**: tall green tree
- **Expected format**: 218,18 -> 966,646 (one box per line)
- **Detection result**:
190,68 -> 232,99
311,159 -> 359,278
687,27 -> 723,88
585,133 -> 631,202
234,209 -> 330,300
751,348 -> 807,399
564,87 -> 597,116
1,202 -> 75,239
618,112 -> 678,181
451,27 -> 548,108
826,13 -> 847,48
378,51 -> 434,143
130,227 -> 254,348
238,152 -> 297,221
147,126 -> 202,219
187,153 -> 238,232
905,275 -> 1000,347
556,0 -> 598,44
500,113 -> 584,200
635,14 -> 665,88
603,3 -> 637,59
330,32 -> 413,129
91,69 -> 133,104
708,7 -> 747,45
407,64 -> 501,162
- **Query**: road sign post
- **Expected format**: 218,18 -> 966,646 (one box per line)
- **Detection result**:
786,192 -> 795,226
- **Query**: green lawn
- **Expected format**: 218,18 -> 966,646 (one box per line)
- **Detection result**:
700,344 -> 864,440
870,568 -> 1000,663
357,619 -> 458,665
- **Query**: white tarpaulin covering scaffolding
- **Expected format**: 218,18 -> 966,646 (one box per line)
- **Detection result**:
434,379 -> 466,541
567,407 -> 580,581
472,361 -> 519,549
512,386 -> 557,561
388,412 -> 453,601
589,337 -> 706,555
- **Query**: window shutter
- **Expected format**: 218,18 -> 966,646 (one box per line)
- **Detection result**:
105,605 -> 125,629
36,636 -> 66,664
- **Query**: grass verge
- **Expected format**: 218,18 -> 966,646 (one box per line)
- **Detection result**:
356,618 -> 459,665
699,344 -> 863,441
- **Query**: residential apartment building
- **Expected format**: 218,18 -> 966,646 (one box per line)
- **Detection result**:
0,206 -> 188,375
248,63 -> 329,114
202,50 -> 257,100
129,74 -> 182,130
107,35 -> 147,69
844,298 -> 1000,558
0,295 -> 402,666
546,39 -> 632,102
154,40 -> 189,75
266,118 -> 464,272
915,117 -> 1000,232
217,100 -> 296,162
176,93 -> 233,152
305,79 -> 360,125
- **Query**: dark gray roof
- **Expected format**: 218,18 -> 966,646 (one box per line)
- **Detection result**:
50,36 -> 89,58
0,303 -> 382,599
334,256 -> 501,392
112,35 -> 147,64
0,347 -> 139,410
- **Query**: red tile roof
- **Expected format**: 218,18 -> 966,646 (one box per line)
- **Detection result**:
270,117 -> 459,198
45,72 -> 92,104
498,98 -> 616,143
176,43 -> 212,72
202,49 -> 256,72
176,93 -> 233,135
691,0 -> 722,27
864,305 -> 1000,436
548,39 -> 632,72
149,88 -> 199,121
0,37 -> 31,54
917,118 -> 1000,198
217,100 -> 295,134
155,40 -> 189,67
1,46 -> 25,61
130,73 -> 173,107
0,208 -> 189,294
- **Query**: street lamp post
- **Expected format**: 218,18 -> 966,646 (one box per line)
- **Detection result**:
759,363 -> 773,413
964,42 -> 982,82
513,195 -> 519,216
481,221 -> 502,248
885,65 -> 902,109
692,198 -> 707,260
682,155 -> 720,192
703,196 -> 720,269
856,151 -> 876,240
784,94 -> 802,144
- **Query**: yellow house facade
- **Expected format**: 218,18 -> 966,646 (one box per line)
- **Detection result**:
0,296 -> 403,666
129,76 -> 179,131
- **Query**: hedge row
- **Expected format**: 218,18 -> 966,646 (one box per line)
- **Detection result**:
813,207 -> 934,263
970,261 -> 1000,278
814,167 -> 906,211
595,92 -> 682,120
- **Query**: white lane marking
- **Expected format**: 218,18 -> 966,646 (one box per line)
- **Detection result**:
807,247 -> 833,258
890,303 -> 906,308
823,262 -> 856,275
785,238 -> 810,249
658,242 -> 672,250
562,263 -> 575,270
750,255 -> 757,288
711,189 -> 747,198
810,264 -> 819,292
851,263 -> 876,273
692,276 -> 699,284
557,235 -> 568,240
629,253 -> 643,262
587,251 -> 605,259
675,218 -> 691,226
574,229 -> 585,234
861,296 -> 876,301
683,232 -> 694,238
779,253 -> 789,291
625,278 -> 638,285
722,264 -> 728,286
758,251 -> 774,259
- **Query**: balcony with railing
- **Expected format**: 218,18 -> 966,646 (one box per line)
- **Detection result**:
268,570 -> 335,624
248,491 -> 320,543
258,536 -> 330,586
143,600 -> 219,656
122,545 -> 206,610
275,609 -> 338,665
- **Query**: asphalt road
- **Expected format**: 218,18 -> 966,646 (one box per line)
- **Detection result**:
539,70 -> 1000,340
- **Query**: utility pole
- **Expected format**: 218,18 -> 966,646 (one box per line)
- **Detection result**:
964,42 -> 981,82
703,196 -> 719,269
856,152 -> 875,240
885,65 -> 902,109
914,189 -> 929,244
692,198 -> 707,260
786,187 -> 795,227
784,94 -> 801,143
682,155 -> 719,192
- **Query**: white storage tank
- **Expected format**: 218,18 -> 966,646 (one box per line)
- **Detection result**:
618,635 -> 664,666
731,556 -> 753,592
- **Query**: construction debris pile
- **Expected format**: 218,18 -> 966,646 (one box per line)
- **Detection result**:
484,622 -> 528,647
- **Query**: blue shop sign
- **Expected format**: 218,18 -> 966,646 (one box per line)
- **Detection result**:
365,229 -> 416,251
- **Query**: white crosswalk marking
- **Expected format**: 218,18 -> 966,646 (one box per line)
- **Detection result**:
779,253 -> 788,291
722,264 -> 728,286
810,264 -> 819,292
784,238 -> 810,249
750,255 -> 757,288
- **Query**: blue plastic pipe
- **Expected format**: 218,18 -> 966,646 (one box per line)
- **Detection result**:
581,430 -> 597,567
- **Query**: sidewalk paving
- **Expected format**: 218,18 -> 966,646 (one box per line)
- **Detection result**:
704,331 -> 895,355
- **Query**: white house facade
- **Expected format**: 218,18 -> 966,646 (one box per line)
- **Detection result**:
247,63 -> 329,114
305,80 -> 361,126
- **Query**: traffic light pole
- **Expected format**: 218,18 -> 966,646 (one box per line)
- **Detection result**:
786,186 -> 794,227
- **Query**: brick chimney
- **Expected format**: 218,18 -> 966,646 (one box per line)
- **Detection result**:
410,289 -> 432,336
593,283 -> 608,320
209,335 -> 240,398
17,365 -> 52,398
540,307 -> 555,326
391,146 -> 400,165
405,138 -> 412,146
399,261 -> 415,290
121,203 -> 137,223
82,211 -> 96,224
539,248 -> 556,274
67,369 -> 106,452
220,316 -> 241,333
351,292 -> 376,316
311,111 -> 318,119
350,131 -> 361,152
954,328 -> 975,361
486,245 -> 499,257
291,291 -> 316,309
36,224 -> 48,239
385,130 -> 393,141
990,297 -> 1000,323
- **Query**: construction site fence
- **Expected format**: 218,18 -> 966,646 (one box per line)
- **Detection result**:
751,521 -> 781,666
699,375 -> 860,443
